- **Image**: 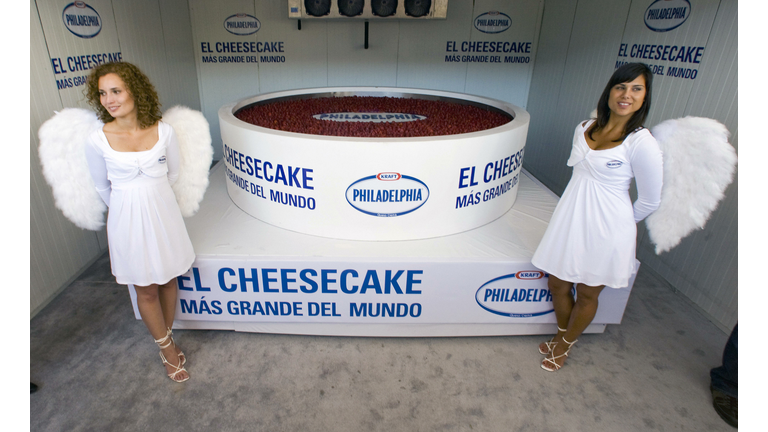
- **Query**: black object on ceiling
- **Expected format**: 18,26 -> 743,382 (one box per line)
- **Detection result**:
305,0 -> 331,17
372,0 -> 398,17
338,0 -> 364,17
405,0 -> 431,17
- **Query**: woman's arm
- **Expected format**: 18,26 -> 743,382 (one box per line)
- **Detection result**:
165,126 -> 181,186
84,137 -> 111,207
631,134 -> 663,222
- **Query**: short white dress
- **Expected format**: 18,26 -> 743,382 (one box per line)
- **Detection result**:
85,121 -> 195,286
531,120 -> 663,288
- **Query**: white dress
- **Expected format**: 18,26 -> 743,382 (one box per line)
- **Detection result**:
531,120 -> 663,288
84,121 -> 195,286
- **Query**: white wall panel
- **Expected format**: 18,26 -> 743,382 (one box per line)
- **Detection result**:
31,0 -> 104,315
112,0 -> 173,108
465,0 -> 544,108
254,1 -> 328,93
189,0 -> 260,159
396,0 -> 474,92
619,0 -> 720,127
36,0 -> 122,108
327,20 -> 400,86
635,0 -> 738,331
158,0 -> 202,111
524,0 -> 578,189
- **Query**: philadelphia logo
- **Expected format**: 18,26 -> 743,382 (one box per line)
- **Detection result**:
224,13 -> 261,35
474,11 -> 511,34
475,271 -> 554,318
644,0 -> 691,32
346,173 -> 429,217
62,1 -> 102,39
314,113 -> 427,123
606,160 -> 623,169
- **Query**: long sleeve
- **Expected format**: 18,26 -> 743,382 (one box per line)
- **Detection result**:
166,125 -> 181,186
630,133 -> 663,222
84,136 -> 111,207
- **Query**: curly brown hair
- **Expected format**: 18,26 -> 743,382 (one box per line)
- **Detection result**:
84,62 -> 162,129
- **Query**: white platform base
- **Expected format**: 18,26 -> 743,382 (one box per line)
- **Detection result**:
128,162 -> 632,337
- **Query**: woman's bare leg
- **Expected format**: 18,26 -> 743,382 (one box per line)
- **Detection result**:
544,283 -> 605,370
157,278 -> 185,359
134,283 -> 189,381
157,278 -> 178,329
539,275 -> 575,353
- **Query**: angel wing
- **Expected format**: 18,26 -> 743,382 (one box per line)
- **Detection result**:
645,117 -> 737,254
38,106 -> 213,230
162,106 -> 213,217
37,108 -> 106,230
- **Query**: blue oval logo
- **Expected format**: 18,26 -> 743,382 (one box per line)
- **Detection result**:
606,160 -> 623,169
346,173 -> 429,217
475,273 -> 554,318
644,0 -> 691,32
62,2 -> 102,39
224,13 -> 261,35
313,113 -> 427,123
474,11 -> 511,34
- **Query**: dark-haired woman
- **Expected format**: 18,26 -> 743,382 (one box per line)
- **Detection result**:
83,62 -> 195,382
531,63 -> 663,371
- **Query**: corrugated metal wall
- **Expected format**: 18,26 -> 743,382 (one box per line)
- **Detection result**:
525,0 -> 738,331
30,0 -> 200,316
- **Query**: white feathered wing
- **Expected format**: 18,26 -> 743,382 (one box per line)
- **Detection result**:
645,117 -> 737,254
162,106 -> 213,217
38,108 -> 106,230
37,107 -> 213,230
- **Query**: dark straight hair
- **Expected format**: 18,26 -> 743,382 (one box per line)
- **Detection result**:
590,62 -> 653,142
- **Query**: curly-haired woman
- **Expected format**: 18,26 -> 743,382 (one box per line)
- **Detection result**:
83,61 -> 195,382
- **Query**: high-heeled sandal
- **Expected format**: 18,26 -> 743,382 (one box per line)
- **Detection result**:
538,327 -> 567,355
155,331 -> 189,383
541,336 -> 577,372
163,328 -> 186,365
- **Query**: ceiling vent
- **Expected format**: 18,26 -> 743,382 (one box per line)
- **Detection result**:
289,0 -> 448,19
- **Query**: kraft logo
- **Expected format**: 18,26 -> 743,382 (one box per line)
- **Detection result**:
62,1 -> 102,39
377,172 -> 401,181
606,160 -> 623,169
644,0 -> 691,32
475,273 -> 554,318
224,13 -> 261,35
516,271 -> 543,280
158,156 -> 167,164
346,173 -> 429,217
474,11 -> 511,34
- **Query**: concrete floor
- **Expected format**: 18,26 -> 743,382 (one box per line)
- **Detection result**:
30,252 -> 735,431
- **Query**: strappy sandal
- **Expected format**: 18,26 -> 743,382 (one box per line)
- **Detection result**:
155,330 -> 189,383
541,336 -> 577,372
165,328 -> 186,365
538,326 -> 567,355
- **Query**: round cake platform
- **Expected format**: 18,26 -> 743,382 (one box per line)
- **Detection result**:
218,87 -> 530,241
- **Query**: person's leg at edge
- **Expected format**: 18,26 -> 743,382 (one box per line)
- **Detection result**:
710,324 -> 737,427
157,278 -> 184,359
544,283 -> 605,370
134,283 -> 189,381
539,275 -> 576,354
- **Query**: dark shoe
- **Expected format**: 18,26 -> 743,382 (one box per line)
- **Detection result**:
711,386 -> 737,428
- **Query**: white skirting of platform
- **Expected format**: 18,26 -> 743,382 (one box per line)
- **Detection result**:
128,162 -> 635,337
